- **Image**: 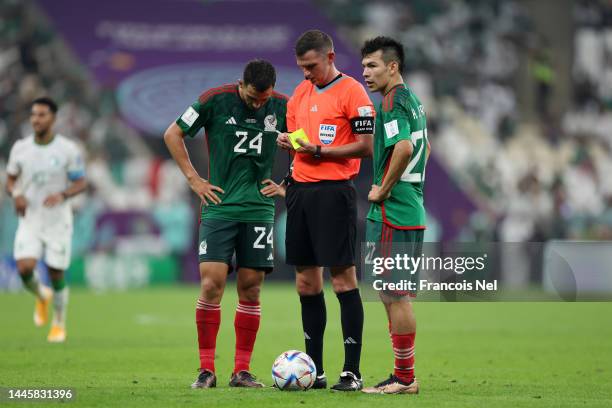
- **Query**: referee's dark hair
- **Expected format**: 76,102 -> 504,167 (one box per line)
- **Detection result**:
295,29 -> 334,57
31,97 -> 58,114
243,59 -> 276,92
361,36 -> 405,75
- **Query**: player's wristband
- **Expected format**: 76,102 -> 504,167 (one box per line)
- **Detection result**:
313,145 -> 322,159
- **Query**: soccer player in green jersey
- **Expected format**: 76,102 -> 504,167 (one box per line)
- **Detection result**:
360,37 -> 430,395
164,60 -> 288,389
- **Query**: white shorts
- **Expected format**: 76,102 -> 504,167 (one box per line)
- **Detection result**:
14,220 -> 73,270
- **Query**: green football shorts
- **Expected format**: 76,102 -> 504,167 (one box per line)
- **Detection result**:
365,219 -> 424,298
198,218 -> 274,273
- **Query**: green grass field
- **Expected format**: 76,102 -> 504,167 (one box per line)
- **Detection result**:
1,283 -> 611,407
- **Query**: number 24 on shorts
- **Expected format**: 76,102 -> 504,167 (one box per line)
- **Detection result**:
253,226 -> 273,249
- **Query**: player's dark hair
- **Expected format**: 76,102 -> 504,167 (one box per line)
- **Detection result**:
243,59 -> 276,92
31,97 -> 58,114
295,29 -> 334,57
361,36 -> 405,75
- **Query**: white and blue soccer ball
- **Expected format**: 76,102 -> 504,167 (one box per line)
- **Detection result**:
271,350 -> 316,391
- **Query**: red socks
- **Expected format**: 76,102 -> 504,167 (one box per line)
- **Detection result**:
233,300 -> 261,374
391,332 -> 416,383
195,299 -> 261,374
195,299 -> 221,372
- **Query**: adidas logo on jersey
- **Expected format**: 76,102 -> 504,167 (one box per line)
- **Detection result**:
267,253 -> 274,261
310,105 -> 318,112
344,337 -> 357,344
225,117 -> 237,125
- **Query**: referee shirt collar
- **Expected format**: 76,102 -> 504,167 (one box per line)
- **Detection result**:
314,73 -> 345,94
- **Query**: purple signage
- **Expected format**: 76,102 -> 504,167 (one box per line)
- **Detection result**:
37,0 -> 360,135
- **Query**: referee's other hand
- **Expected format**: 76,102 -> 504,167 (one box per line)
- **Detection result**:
260,179 -> 286,198
276,133 -> 292,150
295,138 -> 317,155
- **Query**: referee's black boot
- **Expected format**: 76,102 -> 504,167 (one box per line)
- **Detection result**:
312,373 -> 327,389
330,371 -> 363,391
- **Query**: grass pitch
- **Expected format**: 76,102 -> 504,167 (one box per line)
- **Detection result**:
1,283 -> 611,407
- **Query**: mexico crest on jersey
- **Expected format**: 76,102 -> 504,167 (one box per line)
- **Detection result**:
319,124 -> 336,145
264,114 -> 277,132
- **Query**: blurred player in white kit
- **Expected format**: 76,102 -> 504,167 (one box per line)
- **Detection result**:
5,97 -> 87,343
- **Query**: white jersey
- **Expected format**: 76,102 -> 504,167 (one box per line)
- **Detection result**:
7,134 -> 85,228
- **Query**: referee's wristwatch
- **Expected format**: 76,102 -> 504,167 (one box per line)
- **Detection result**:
313,145 -> 322,159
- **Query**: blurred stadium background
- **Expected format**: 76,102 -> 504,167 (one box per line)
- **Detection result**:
1,0 -> 612,292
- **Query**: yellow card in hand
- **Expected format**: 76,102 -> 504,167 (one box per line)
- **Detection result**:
288,128 -> 310,150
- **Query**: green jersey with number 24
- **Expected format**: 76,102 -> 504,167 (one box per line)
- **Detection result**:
176,84 -> 288,222
367,84 -> 428,228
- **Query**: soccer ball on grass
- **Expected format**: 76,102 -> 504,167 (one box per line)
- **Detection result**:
271,350 -> 316,391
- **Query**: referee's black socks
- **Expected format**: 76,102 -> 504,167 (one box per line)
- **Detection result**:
337,288 -> 363,377
300,291 -> 327,375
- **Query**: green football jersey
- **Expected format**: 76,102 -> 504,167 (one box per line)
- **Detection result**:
367,84 -> 428,228
176,84 -> 288,222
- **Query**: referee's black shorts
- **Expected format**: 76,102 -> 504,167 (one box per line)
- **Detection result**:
285,179 -> 356,267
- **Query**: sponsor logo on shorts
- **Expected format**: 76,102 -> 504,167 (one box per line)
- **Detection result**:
319,124 -> 337,145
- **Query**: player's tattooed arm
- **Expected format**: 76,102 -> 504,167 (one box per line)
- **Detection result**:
164,122 -> 224,205
260,179 -> 286,198
6,174 -> 27,216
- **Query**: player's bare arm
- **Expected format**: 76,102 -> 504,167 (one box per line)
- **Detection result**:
295,133 -> 373,158
163,122 -> 224,205
368,139 -> 413,203
6,173 -> 27,216
43,177 -> 88,207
